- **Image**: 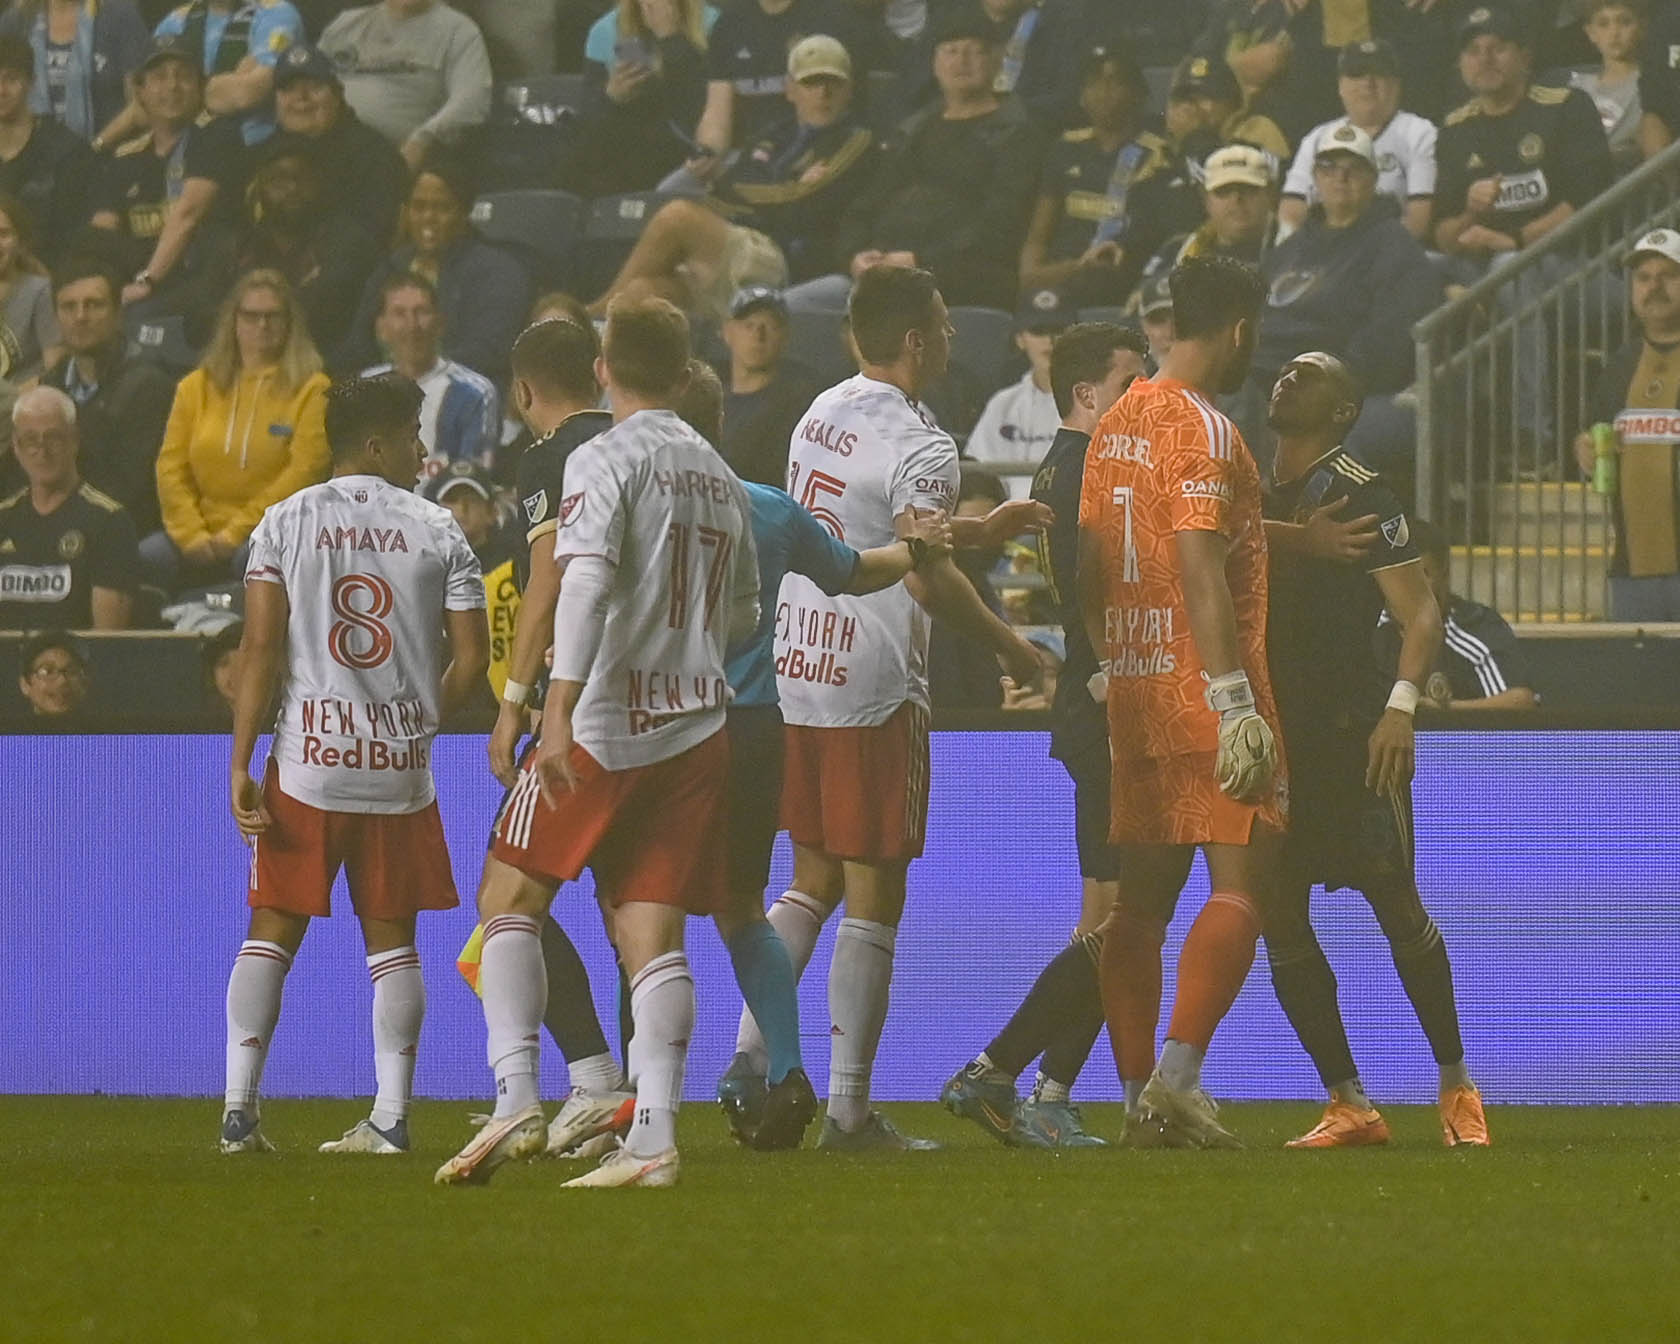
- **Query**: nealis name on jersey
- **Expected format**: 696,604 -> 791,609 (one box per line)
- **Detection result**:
625,667 -> 729,735
651,467 -> 737,503
1105,604 -> 1179,677
1094,432 -> 1153,466
315,526 -> 410,552
798,417 -> 858,456
299,696 -> 428,739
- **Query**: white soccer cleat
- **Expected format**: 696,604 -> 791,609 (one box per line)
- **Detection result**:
560,1141 -> 680,1189
1138,1072 -> 1244,1150
554,1131 -> 619,1162
219,1108 -> 275,1155
318,1118 -> 408,1155
433,1105 -> 546,1185
544,1086 -> 635,1157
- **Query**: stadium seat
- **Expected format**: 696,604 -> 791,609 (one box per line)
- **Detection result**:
469,189 -> 585,288
947,306 -> 1018,396
784,307 -> 856,388
574,191 -> 675,295
498,74 -> 588,126
126,311 -> 199,373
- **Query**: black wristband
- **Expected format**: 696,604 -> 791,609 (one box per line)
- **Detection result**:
905,535 -> 929,570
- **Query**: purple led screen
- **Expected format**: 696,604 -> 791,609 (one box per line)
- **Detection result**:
3,732 -> 1676,1103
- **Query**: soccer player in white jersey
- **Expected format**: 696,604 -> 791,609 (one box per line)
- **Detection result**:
734,266 -> 1044,1150
437,296 -> 760,1190
222,372 -> 490,1156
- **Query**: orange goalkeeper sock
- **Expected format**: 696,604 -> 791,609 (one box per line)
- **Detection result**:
1100,908 -> 1166,1084
1165,891 -> 1262,1051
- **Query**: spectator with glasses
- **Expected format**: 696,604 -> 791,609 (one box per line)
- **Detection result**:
15,627 -> 89,718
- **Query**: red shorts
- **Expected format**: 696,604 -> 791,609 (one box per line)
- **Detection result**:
781,702 -> 930,862
248,764 -> 459,920
490,729 -> 730,915
1110,750 -> 1289,847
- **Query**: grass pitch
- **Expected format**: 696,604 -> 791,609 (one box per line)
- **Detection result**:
4,1098 -> 1677,1343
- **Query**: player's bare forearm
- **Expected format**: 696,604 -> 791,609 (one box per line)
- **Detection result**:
847,540 -> 916,594
440,607 -> 492,719
1374,561 -> 1442,689
904,555 -> 1016,654
1175,528 -> 1242,678
506,540 -> 562,690
1440,686 -> 1538,711
1077,524 -> 1106,665
951,499 -> 1052,552
231,581 -> 289,774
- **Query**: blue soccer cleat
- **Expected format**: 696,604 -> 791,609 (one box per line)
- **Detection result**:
1010,1098 -> 1108,1150
939,1060 -> 1018,1144
219,1108 -> 275,1155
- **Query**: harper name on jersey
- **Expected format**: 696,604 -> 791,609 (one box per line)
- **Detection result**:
775,374 -> 959,728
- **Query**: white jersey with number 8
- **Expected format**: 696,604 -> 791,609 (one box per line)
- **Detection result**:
245,474 -> 486,814
776,374 -> 959,727
554,408 -> 759,771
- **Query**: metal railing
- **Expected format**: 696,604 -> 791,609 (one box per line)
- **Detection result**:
1413,140 -> 1680,622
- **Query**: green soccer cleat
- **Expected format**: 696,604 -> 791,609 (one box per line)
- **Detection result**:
1010,1098 -> 1108,1150
716,1052 -> 768,1144
939,1061 -> 1017,1144
817,1110 -> 942,1152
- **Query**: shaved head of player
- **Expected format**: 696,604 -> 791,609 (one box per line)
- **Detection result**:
222,369 -> 490,1157
1260,354 -> 1483,1149
1076,253 -> 1286,1148
323,369 -> 427,485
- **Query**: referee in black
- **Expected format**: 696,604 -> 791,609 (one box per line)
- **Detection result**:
941,322 -> 1149,1149
1262,352 -> 1490,1149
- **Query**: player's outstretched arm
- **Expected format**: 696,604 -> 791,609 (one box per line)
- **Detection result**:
229,579 -> 290,837
949,498 -> 1054,552
489,541 -> 564,786
1178,527 -> 1277,803
440,606 -> 492,721
846,511 -> 953,595
903,523 -> 1041,690
1368,559 -> 1443,795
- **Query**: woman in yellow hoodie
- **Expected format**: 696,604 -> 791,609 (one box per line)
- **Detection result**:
141,269 -> 331,590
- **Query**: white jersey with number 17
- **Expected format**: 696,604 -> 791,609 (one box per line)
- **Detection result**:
245,474 -> 486,815
776,374 -> 959,728
554,408 -> 759,771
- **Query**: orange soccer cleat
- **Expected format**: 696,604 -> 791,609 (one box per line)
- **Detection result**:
1440,1086 -> 1492,1147
1284,1101 -> 1392,1149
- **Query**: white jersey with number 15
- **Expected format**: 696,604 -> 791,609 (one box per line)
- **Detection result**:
245,474 -> 486,815
776,374 -> 959,728
554,408 -> 759,771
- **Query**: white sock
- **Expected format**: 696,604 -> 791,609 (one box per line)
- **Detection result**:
481,914 -> 545,1118
567,1051 -> 624,1094
735,889 -> 827,1072
626,951 -> 693,1157
367,945 -> 424,1130
225,940 -> 291,1112
826,917 -> 896,1131
1034,1074 -> 1070,1105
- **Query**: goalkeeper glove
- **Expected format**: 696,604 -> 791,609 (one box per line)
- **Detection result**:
1205,669 -> 1277,802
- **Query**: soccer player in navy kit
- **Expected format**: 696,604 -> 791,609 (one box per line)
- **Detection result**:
1262,352 -> 1490,1149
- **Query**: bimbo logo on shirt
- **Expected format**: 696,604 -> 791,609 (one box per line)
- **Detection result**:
0,564 -> 71,601
1614,410 -> 1680,443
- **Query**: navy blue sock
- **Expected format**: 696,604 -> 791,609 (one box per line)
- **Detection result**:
727,919 -> 802,1084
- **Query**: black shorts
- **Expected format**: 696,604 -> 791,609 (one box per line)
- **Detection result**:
1061,738 -> 1121,883
1283,739 -> 1414,893
726,703 -> 785,896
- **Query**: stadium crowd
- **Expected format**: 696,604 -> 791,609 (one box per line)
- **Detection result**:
0,0 -> 1666,713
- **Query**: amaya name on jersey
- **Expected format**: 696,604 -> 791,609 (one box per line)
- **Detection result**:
315,524 -> 410,552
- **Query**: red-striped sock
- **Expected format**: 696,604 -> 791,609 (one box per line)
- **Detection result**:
1165,891 -> 1262,1051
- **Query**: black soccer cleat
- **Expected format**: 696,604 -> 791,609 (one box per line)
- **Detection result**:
749,1067 -> 819,1151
